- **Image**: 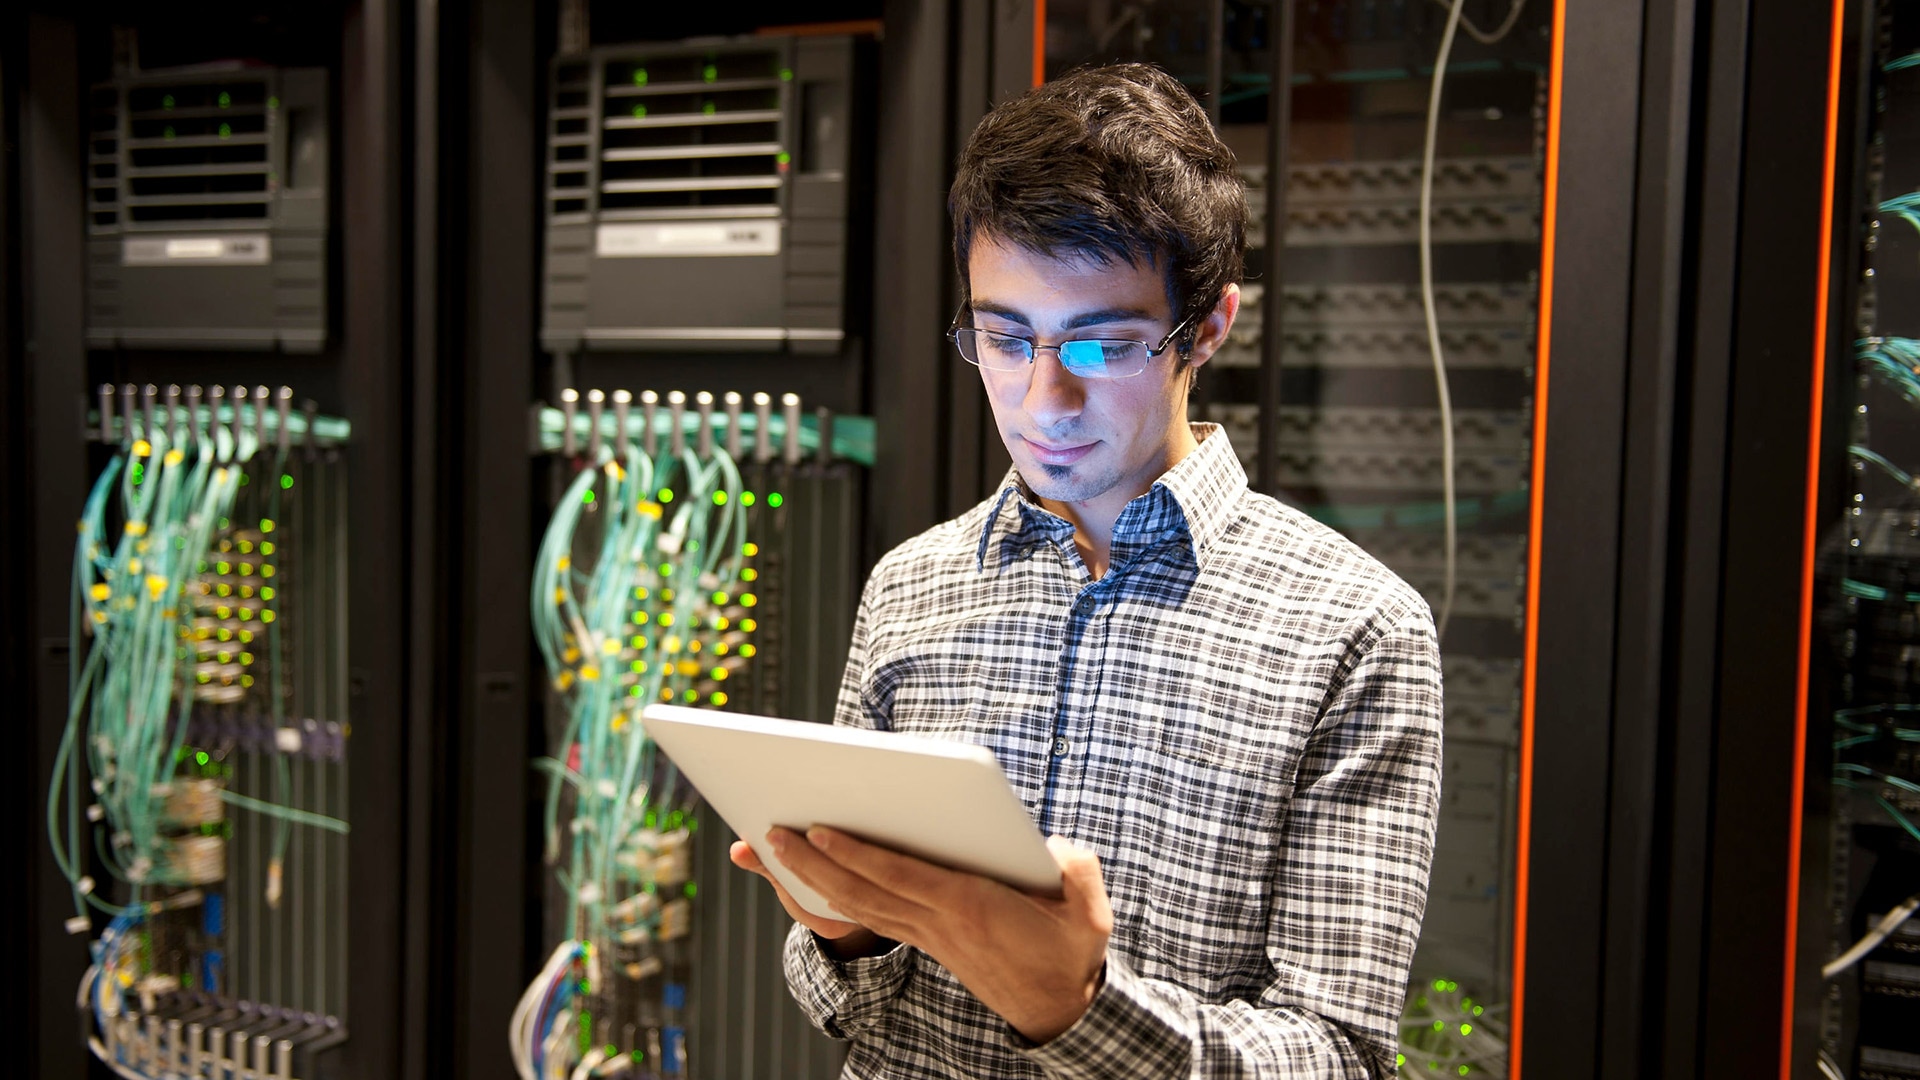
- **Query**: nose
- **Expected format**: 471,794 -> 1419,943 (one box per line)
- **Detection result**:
1022,351 -> 1085,432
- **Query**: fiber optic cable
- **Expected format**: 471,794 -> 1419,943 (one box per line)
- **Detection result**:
1420,0 -> 1468,638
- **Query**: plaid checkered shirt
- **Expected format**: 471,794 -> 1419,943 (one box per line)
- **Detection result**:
783,423 -> 1442,1079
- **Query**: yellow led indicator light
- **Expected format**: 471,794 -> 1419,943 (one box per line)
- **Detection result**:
91,584 -> 111,602
710,692 -> 727,706
739,644 -> 756,658
133,440 -> 152,458
741,594 -> 757,608
713,616 -> 730,631
710,667 -> 727,681
741,492 -> 757,507
742,542 -> 758,556
659,613 -> 674,627
740,618 -> 757,633
712,491 -> 727,505
126,521 -> 148,537
741,568 -> 759,582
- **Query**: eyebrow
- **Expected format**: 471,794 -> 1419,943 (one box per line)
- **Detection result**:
968,300 -> 1161,332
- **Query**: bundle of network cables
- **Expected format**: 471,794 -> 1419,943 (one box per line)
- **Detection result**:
517,400 -> 761,1080
49,391 -> 349,1074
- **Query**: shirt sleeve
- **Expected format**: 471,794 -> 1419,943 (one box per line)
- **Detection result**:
1015,605 -> 1444,1079
778,583 -> 921,1037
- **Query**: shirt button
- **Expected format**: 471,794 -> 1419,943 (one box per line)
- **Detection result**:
1051,737 -> 1070,757
1072,595 -> 1095,616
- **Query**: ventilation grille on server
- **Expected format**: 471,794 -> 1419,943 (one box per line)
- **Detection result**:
113,79 -> 273,226
593,48 -> 787,218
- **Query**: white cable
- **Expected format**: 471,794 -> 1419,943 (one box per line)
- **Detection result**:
1818,1050 -> 1847,1080
1426,0 -> 1529,45
1422,0 -> 1467,640
1822,891 -> 1920,980
512,941 -> 583,1080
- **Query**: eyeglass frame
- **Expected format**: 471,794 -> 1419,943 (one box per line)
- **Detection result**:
944,304 -> 1201,380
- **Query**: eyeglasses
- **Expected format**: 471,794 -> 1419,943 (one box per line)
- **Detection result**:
946,308 -> 1197,380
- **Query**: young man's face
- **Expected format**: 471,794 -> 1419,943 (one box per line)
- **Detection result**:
966,234 -> 1236,522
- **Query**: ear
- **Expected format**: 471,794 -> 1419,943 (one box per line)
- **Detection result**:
1182,283 -> 1240,372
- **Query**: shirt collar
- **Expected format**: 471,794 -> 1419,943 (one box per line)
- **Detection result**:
975,422 -> 1247,571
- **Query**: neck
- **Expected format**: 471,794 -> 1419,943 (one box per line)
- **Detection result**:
1039,420 -> 1200,581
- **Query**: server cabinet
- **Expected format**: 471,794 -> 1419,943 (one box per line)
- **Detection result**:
18,4 -> 420,1079
1690,2 -> 1920,1078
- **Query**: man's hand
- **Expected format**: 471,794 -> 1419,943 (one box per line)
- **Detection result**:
728,840 -> 893,959
765,825 -> 1113,1044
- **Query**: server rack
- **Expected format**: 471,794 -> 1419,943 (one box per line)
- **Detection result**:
1687,2 -> 1920,1078
16,4 -> 421,1078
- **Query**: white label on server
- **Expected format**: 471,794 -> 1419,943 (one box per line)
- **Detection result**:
122,234 -> 273,266
594,221 -> 781,258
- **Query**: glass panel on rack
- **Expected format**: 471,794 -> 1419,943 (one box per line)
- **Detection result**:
1806,6 -> 1920,1078
1046,3 -> 1550,1077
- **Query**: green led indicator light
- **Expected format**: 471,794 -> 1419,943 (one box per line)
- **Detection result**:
1459,1023 -> 1472,1035
582,489 -> 595,504
684,881 -> 697,898
780,68 -> 793,81
633,68 -> 648,86
280,474 -> 293,489
1459,1068 -> 1471,1077
702,101 -> 717,115
767,492 -> 784,508
1396,1055 -> 1407,1068
741,491 -> 756,506
195,751 -> 210,766
658,488 -> 674,503
683,689 -> 698,703
1432,1020 -> 1444,1032
712,491 -> 728,505
218,123 -> 232,140
217,91 -> 232,108
163,126 -> 177,140
632,103 -> 648,119
161,94 -> 176,110
776,152 -> 791,165
703,64 -> 718,82
267,96 -> 279,109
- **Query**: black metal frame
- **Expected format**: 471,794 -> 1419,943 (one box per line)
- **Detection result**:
1647,2 -> 1862,1078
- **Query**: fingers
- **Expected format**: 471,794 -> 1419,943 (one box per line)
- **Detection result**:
772,827 -> 940,934
731,838 -> 865,939
799,827 -> 956,903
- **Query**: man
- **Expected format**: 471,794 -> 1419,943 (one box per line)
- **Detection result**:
730,63 -> 1442,1078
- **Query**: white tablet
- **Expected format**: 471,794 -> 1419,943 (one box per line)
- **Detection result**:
640,704 -> 1062,921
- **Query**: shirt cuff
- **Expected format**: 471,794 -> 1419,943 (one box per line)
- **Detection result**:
785,923 -> 914,1039
1010,953 -> 1188,1078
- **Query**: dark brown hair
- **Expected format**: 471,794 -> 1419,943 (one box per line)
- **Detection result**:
948,63 -> 1246,356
